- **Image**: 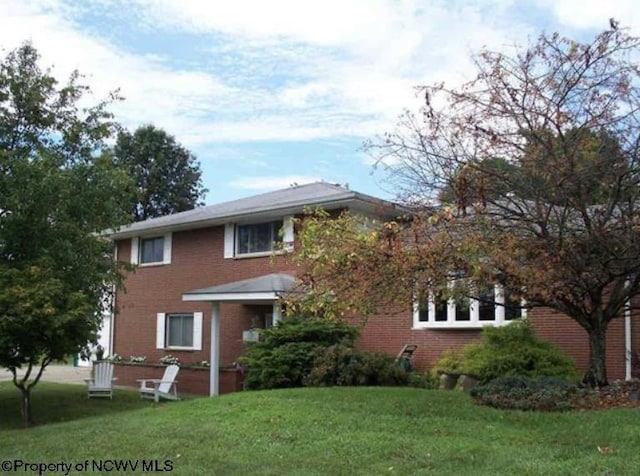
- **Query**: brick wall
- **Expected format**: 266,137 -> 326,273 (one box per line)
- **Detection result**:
357,304 -> 633,380
113,225 -> 297,373
113,363 -> 244,396
114,221 -> 638,393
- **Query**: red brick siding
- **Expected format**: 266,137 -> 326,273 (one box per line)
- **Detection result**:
113,364 -> 243,395
357,305 -> 633,380
114,221 -> 638,393
357,306 -> 485,373
113,225 -> 297,372
529,308 -> 628,380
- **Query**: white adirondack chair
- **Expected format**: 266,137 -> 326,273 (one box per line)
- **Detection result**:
137,364 -> 180,402
84,362 -> 117,399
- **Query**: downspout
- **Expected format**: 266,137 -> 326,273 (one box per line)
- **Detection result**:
625,299 -> 632,381
110,242 -> 118,357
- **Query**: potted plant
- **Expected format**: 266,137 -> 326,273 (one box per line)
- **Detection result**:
433,349 -> 464,390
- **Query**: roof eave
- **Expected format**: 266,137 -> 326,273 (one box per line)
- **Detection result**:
107,196 -> 403,240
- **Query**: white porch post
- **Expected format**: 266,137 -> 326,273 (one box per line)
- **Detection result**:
210,301 -> 220,397
272,301 -> 282,326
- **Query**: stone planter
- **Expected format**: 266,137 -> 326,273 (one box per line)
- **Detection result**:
440,372 -> 460,390
459,374 -> 479,393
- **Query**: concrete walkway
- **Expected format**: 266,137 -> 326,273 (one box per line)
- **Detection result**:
0,364 -> 90,385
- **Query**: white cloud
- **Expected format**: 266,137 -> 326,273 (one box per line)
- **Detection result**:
539,0 -> 639,31
229,175 -> 322,190
2,0 -> 626,153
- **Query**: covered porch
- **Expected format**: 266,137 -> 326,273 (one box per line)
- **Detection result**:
182,273 -> 296,396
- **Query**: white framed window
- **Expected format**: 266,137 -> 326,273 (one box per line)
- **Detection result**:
156,312 -> 203,350
140,236 -> 164,264
413,285 -> 526,329
130,233 -> 172,265
224,216 -> 294,258
237,220 -> 283,254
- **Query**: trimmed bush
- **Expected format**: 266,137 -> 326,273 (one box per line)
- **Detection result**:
241,316 -> 358,390
306,344 -> 410,387
470,376 -> 593,411
432,348 -> 465,376
434,320 -> 580,384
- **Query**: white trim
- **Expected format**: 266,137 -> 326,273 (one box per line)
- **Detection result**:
272,302 -> 282,326
625,298 -> 632,381
193,311 -> 203,351
156,313 -> 166,349
183,292 -> 279,302
224,223 -> 235,259
130,237 -> 139,265
163,232 -> 172,265
412,284 -> 524,329
230,250 -> 285,259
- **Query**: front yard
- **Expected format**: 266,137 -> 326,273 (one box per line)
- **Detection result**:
0,382 -> 638,475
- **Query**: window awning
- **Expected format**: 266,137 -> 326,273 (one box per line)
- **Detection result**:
182,273 -> 297,302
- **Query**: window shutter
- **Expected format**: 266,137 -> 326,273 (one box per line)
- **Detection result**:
282,216 -> 294,243
193,312 -> 203,350
131,237 -> 139,264
224,223 -> 235,258
283,216 -> 294,251
156,313 -> 166,349
163,232 -> 172,264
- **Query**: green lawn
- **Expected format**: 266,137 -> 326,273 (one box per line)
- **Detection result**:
1,382 -> 638,475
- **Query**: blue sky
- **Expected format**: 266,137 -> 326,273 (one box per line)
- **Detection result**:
1,0 -> 637,205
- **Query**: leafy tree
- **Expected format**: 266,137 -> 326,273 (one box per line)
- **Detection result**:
113,125 -> 207,222
295,26 -> 640,387
0,43 -> 133,425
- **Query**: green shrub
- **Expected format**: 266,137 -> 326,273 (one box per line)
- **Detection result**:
407,371 -> 440,389
306,344 -> 410,387
434,320 -> 580,384
241,316 -> 359,390
470,376 -> 592,411
432,348 -> 465,375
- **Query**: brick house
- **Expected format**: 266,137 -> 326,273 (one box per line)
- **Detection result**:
106,182 -> 638,395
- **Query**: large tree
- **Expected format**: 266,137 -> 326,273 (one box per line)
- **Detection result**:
113,125 -> 207,222
293,26 -> 640,387
0,43 -> 134,425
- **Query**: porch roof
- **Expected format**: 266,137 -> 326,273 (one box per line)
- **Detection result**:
182,273 -> 297,302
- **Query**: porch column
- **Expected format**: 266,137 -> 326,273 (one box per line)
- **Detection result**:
210,301 -> 220,397
272,301 -> 282,326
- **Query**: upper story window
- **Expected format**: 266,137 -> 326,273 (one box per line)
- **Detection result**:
237,220 -> 283,255
130,232 -> 172,266
224,216 -> 294,258
414,284 -> 526,329
140,236 -> 164,264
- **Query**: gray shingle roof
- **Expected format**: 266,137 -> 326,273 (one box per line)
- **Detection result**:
108,181 -> 400,239
183,273 -> 296,296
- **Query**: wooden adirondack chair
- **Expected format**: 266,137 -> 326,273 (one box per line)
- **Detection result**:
137,364 -> 180,402
84,362 -> 117,399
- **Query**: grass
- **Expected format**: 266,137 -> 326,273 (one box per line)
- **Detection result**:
1,382 -> 639,475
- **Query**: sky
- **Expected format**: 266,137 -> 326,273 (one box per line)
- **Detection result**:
1,0 -> 639,205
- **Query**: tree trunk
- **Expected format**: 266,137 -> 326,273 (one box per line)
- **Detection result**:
20,386 -> 32,428
585,326 -> 608,388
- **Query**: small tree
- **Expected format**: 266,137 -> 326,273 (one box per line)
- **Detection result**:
0,43 -> 133,426
113,125 -> 207,222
